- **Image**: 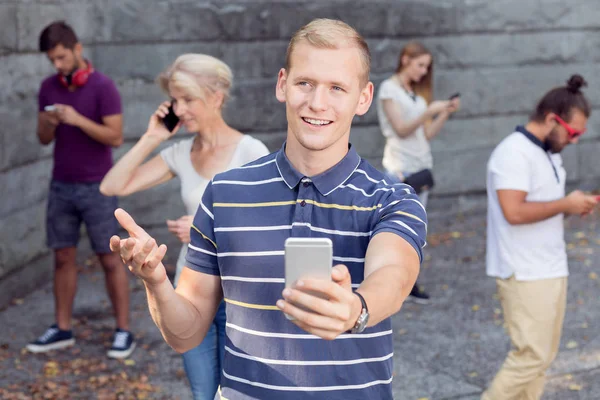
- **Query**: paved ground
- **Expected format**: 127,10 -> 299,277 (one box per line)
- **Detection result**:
1,206 -> 599,399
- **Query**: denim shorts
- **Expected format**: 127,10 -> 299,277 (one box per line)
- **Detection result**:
46,180 -> 118,254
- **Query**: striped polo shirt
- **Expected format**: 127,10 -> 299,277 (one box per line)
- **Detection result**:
186,144 -> 427,400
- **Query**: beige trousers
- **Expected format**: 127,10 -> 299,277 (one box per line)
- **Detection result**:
482,276 -> 567,400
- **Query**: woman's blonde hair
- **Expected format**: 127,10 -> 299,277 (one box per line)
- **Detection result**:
396,41 -> 433,104
285,18 -> 371,87
157,54 -> 233,108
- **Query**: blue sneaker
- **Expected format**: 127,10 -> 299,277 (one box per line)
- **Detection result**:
107,329 -> 136,359
27,324 -> 75,353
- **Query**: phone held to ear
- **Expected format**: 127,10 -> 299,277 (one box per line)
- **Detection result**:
448,92 -> 461,100
284,237 -> 333,320
161,104 -> 180,132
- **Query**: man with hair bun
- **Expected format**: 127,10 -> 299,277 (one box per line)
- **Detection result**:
483,74 -> 597,400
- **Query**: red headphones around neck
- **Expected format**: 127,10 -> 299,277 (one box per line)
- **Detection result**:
58,60 -> 94,88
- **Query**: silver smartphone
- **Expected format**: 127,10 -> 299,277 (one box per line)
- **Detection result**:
44,105 -> 57,112
284,237 -> 332,320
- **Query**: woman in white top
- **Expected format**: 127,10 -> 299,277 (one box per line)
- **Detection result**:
100,54 -> 269,400
377,41 -> 460,303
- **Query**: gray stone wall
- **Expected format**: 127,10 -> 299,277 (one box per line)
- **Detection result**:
1,0 -> 599,303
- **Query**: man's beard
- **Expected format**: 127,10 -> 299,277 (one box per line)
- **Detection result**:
545,127 -> 565,153
64,58 -> 81,85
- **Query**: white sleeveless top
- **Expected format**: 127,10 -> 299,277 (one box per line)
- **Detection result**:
377,78 -> 432,175
160,135 -> 270,284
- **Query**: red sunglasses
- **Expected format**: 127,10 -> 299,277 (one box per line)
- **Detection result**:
554,115 -> 585,138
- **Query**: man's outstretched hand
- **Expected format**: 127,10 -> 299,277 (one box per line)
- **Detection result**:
110,208 -> 168,286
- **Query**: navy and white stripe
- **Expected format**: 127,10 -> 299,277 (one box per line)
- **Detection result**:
186,143 -> 427,400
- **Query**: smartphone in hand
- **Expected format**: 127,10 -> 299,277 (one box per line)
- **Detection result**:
44,105 -> 57,112
161,104 -> 180,132
448,92 -> 461,100
284,237 -> 332,320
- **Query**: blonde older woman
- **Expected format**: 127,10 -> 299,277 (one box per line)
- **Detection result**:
101,54 -> 269,400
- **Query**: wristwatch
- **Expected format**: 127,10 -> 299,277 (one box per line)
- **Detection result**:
350,292 -> 370,334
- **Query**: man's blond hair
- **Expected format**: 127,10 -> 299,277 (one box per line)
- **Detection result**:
285,19 -> 371,87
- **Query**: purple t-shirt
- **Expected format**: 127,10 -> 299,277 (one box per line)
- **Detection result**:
38,71 -> 122,182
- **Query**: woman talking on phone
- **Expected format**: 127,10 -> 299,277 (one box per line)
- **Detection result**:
376,41 -> 460,304
100,54 -> 269,400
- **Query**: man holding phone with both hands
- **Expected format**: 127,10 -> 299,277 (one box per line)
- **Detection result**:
483,74 -> 596,400
28,21 -> 135,359
111,19 -> 426,399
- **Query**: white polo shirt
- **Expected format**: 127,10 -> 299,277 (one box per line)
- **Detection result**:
486,126 -> 568,281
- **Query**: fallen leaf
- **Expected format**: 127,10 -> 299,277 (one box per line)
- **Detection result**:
12,298 -> 24,305
45,381 -> 58,390
494,308 -> 502,315
568,384 -> 582,391
124,359 -> 135,366
581,322 -> 589,329
44,361 -> 59,377
565,374 -> 573,380
450,231 -> 462,238
566,341 -> 578,349
575,232 -> 586,239
441,284 -> 449,291
589,272 -> 598,280
471,305 -> 480,312
397,329 -> 408,336
468,372 -> 478,378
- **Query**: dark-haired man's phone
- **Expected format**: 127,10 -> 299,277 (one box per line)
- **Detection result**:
162,104 -> 180,132
449,92 -> 461,100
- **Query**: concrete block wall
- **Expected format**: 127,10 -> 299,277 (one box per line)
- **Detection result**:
1,0 -> 599,303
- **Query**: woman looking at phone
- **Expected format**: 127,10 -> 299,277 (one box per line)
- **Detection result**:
376,41 -> 460,303
100,54 -> 269,400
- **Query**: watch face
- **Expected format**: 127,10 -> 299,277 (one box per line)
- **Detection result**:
353,310 -> 369,333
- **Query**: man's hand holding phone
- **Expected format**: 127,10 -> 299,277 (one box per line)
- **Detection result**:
42,104 -> 61,127
277,265 -> 359,340
53,103 -> 82,126
277,238 -> 360,340
564,190 -> 598,216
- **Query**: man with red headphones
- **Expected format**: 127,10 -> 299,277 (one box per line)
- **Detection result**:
29,21 -> 135,359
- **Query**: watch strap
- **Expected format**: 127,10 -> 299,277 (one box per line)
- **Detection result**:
354,291 -> 368,312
